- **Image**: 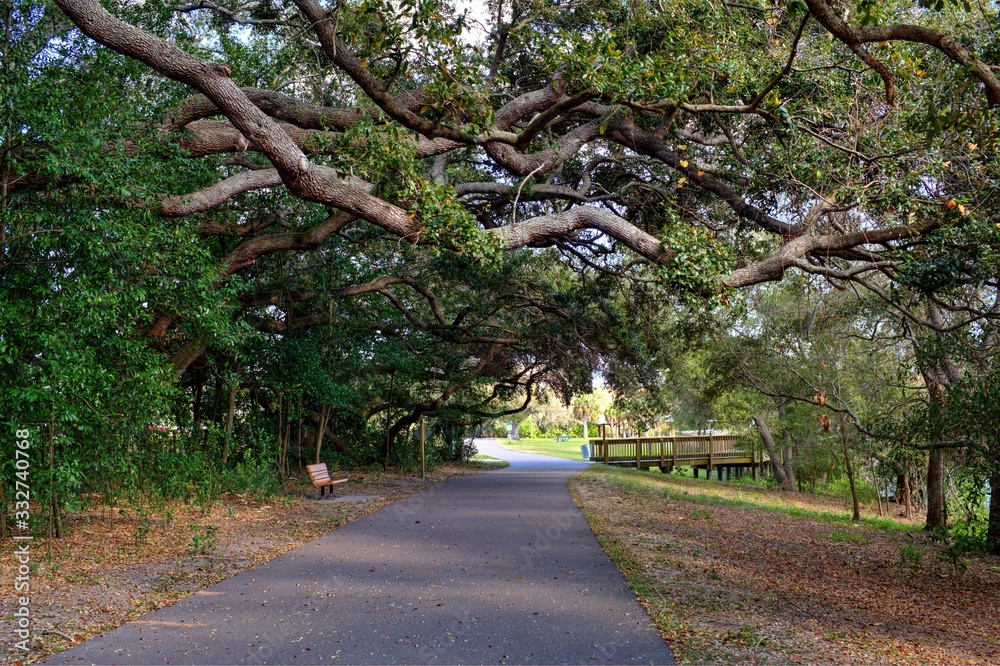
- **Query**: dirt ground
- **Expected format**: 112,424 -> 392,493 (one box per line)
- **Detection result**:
0,464 -> 491,665
570,466 -> 1000,665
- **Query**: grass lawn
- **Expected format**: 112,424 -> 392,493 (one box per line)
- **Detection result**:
496,436 -> 591,460
570,465 -> 999,665
470,453 -> 510,469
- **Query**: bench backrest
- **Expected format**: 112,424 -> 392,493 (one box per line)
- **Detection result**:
307,463 -> 331,484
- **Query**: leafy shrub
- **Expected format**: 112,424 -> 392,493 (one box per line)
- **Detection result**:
188,522 -> 219,555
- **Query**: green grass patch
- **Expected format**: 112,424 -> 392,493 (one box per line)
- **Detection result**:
496,437 -> 590,460
470,454 -> 510,469
582,464 -> 918,534
828,530 -> 871,544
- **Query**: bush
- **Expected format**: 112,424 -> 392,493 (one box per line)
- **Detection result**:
435,423 -> 477,462
220,450 -> 281,499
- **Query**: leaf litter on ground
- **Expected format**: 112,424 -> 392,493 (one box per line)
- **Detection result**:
569,465 -> 1000,665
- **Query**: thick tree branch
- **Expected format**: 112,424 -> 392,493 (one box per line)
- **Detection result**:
806,0 -> 1000,106
489,206 -> 673,265
164,87 -> 412,131
224,210 -> 356,273
162,168 -> 283,216
601,115 -> 799,239
291,0 -> 514,144
174,1 -> 291,27
723,218 -> 941,288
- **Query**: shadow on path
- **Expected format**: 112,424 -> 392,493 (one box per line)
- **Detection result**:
48,439 -> 675,665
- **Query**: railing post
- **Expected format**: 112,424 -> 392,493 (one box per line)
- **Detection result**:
603,437 -> 609,465
659,439 -> 665,469
672,437 -> 678,468
708,435 -> 714,471
636,439 -> 642,469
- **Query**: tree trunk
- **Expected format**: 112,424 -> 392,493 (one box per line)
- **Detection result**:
753,416 -> 793,491
209,375 -> 222,423
839,414 -> 860,521
925,448 -> 946,529
921,306 -> 957,530
384,373 -> 395,468
192,366 -> 203,424
223,385 -> 236,464
282,418 -> 291,480
896,471 -> 913,519
48,417 -> 63,538
777,401 -> 796,489
902,472 -> 912,519
296,398 -> 303,472
314,404 -> 329,464
582,419 -> 589,440
0,447 -> 7,538
782,429 -> 797,491
510,421 -> 520,440
276,394 -> 285,479
988,472 -> 1000,555
896,473 -> 909,506
870,457 -> 884,518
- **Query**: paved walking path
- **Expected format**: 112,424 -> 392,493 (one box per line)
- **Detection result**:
48,439 -> 675,665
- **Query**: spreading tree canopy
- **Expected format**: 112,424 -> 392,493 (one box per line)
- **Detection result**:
11,0 -> 1000,369
6,0 -> 1000,542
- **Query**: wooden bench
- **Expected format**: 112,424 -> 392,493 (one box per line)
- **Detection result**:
306,463 -> 348,497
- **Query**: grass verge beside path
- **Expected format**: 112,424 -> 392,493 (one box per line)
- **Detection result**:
570,464 -> 1000,665
496,436 -> 590,460
471,453 -> 510,469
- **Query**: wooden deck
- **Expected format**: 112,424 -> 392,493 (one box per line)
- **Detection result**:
589,435 -> 764,479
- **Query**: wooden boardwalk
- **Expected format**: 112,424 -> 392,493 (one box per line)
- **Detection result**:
589,434 -> 764,479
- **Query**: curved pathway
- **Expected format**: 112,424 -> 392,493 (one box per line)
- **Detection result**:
48,439 -> 674,665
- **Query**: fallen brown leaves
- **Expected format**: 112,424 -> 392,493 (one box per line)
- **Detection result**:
0,464 -> 486,665
569,466 -> 1000,665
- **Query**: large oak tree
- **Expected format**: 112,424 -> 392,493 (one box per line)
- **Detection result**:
6,0 -> 1000,542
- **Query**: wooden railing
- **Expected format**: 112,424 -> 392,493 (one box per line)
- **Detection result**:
588,434 -> 760,470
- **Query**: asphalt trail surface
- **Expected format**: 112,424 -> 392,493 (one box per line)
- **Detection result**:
47,439 -> 675,665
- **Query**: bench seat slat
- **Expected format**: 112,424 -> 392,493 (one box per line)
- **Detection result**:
306,463 -> 348,492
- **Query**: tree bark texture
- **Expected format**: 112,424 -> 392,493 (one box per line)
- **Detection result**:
753,416 -> 793,491
314,404 -> 329,465
925,448 -> 946,529
988,473 -> 1000,555
223,385 -> 236,464
840,414 -> 861,521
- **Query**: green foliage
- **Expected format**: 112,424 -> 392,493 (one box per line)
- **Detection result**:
413,184 -> 503,264
1,1 -> 245,521
828,530 -> 870,545
727,624 -> 766,647
891,212 -> 1000,296
323,120 -> 502,262
897,544 -> 923,569
188,522 -> 219,556
656,222 -> 734,302
929,522 -> 984,574
9,0 -> 1000,548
